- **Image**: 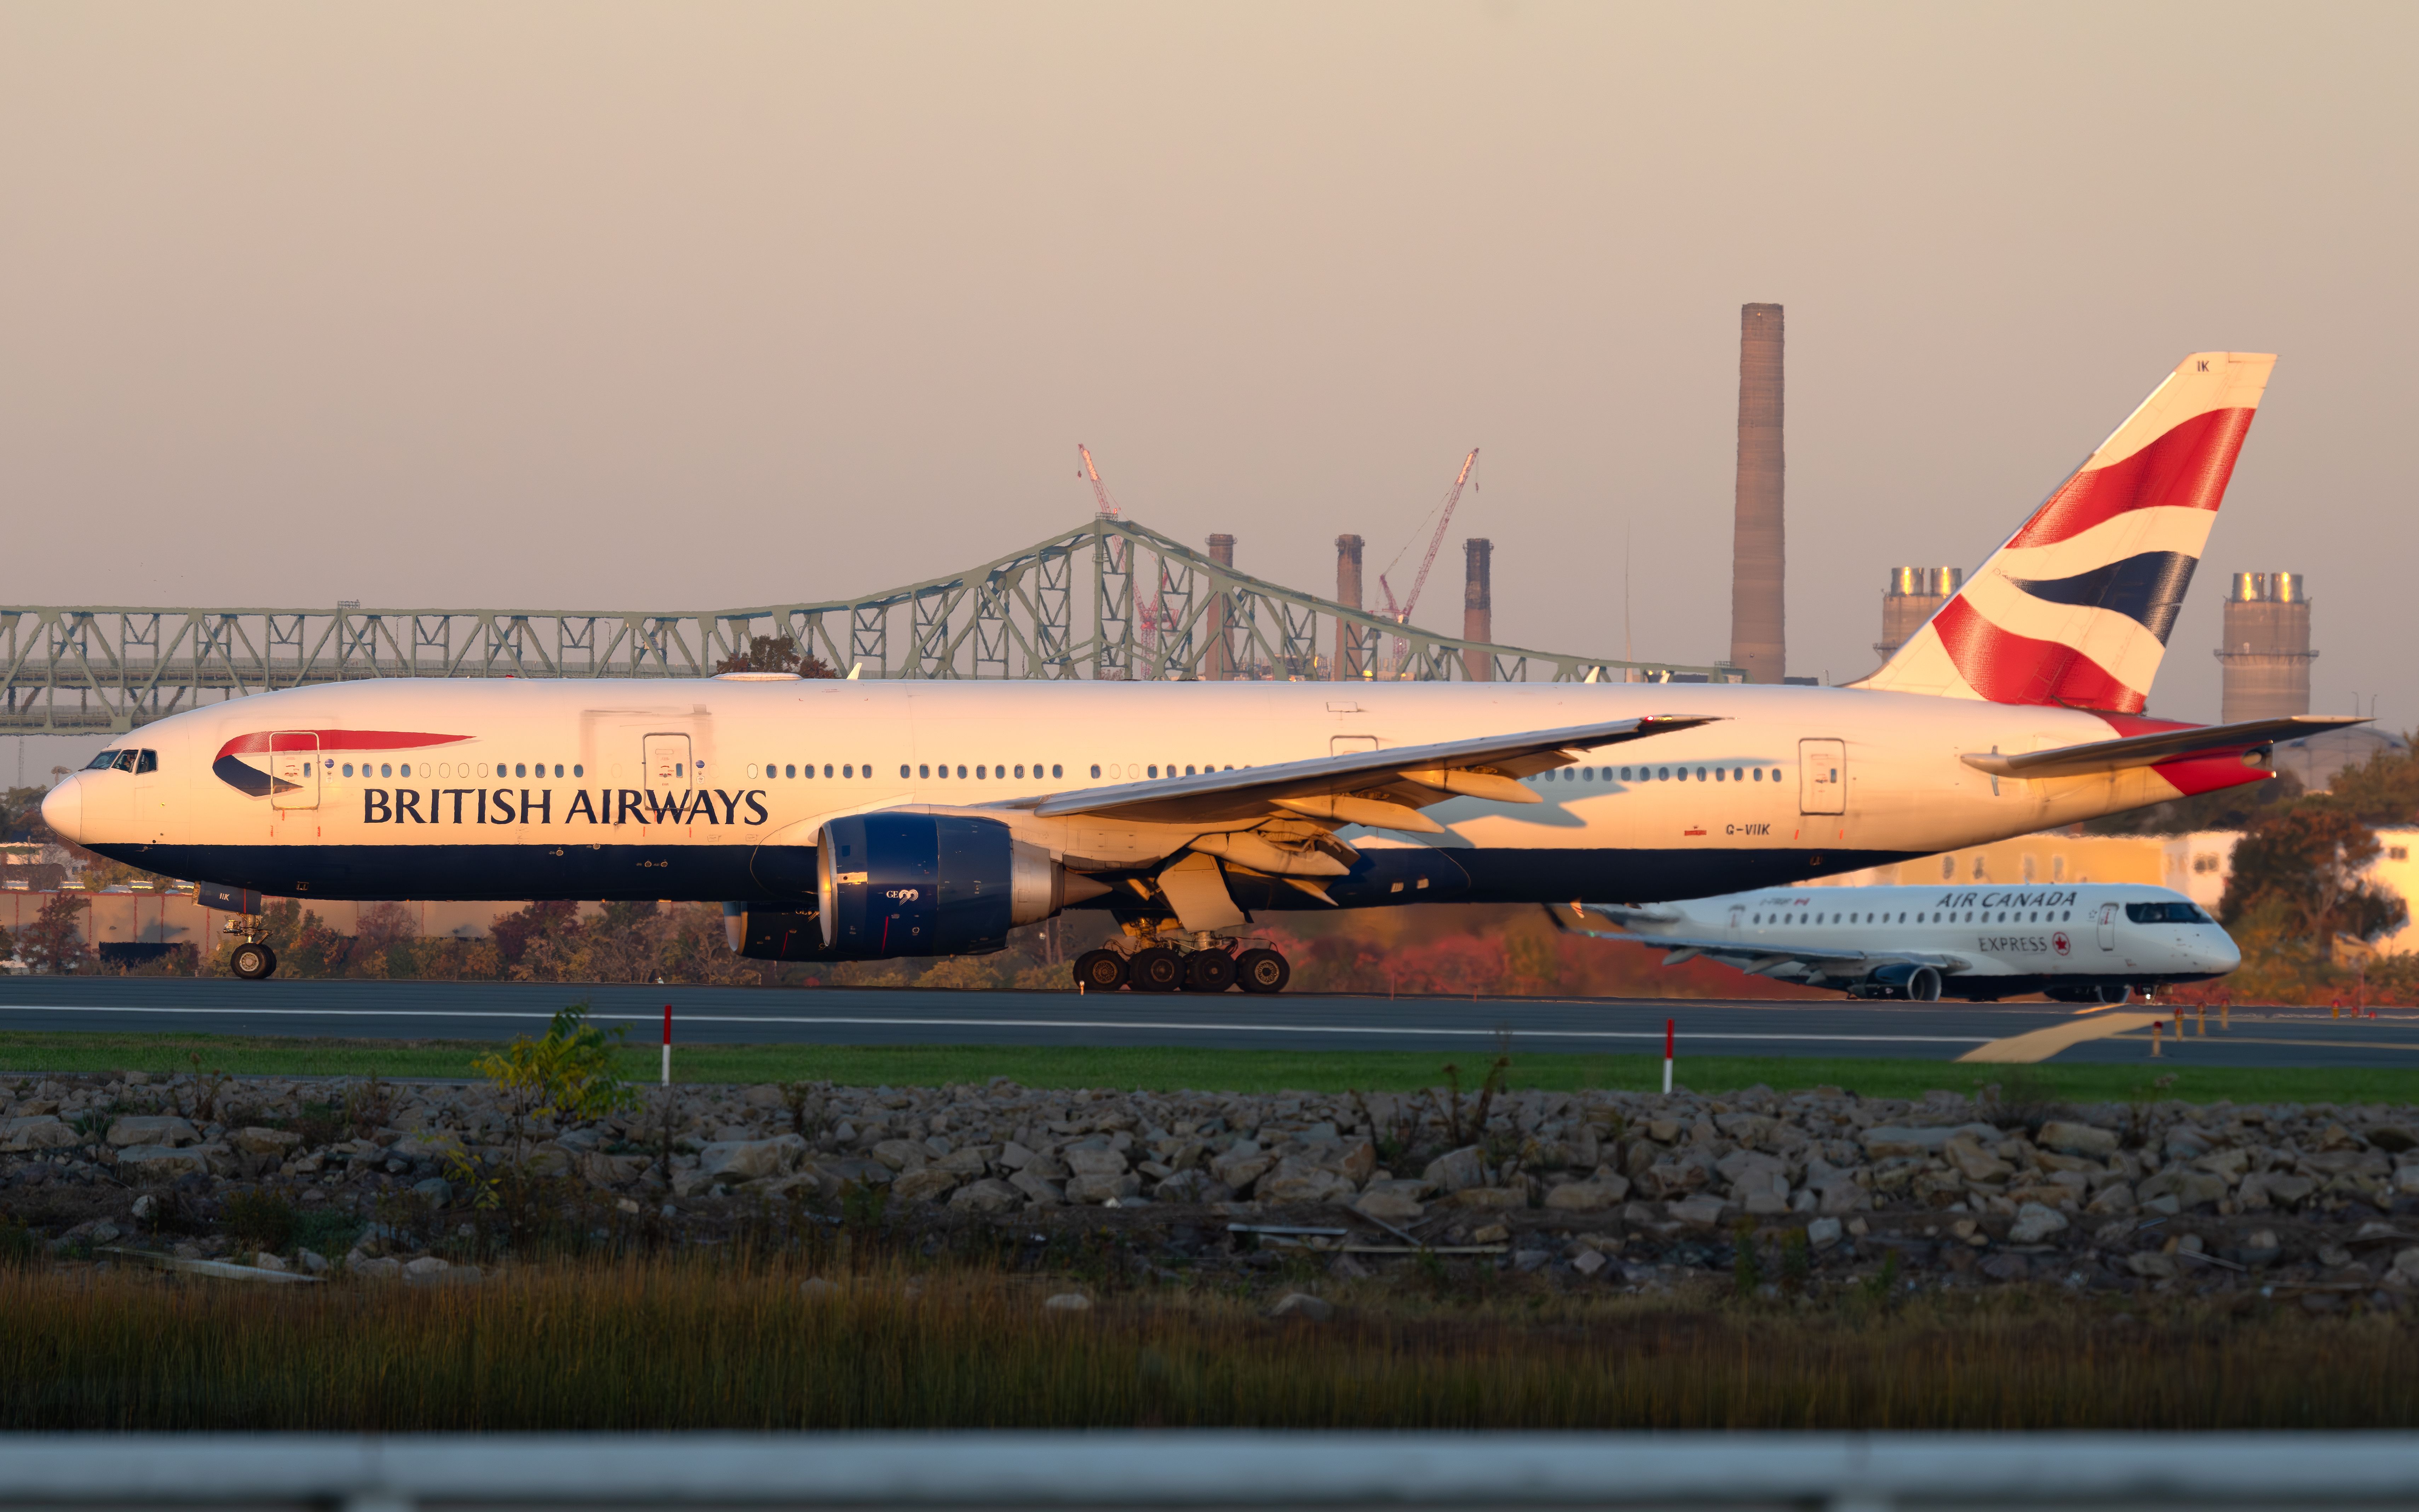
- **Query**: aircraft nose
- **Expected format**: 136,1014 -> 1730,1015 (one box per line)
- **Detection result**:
2206,927 -> 2241,973
40,777 -> 82,845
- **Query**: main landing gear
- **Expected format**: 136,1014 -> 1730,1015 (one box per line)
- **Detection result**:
226,918 -> 278,981
1073,937 -> 1291,994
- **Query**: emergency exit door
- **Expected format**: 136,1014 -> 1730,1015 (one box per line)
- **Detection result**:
644,734 -> 694,793
1798,738 -> 1846,815
269,732 -> 320,810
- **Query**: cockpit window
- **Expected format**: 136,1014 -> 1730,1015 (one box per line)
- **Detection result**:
2125,901 -> 2208,924
85,750 -> 122,770
134,750 -> 157,774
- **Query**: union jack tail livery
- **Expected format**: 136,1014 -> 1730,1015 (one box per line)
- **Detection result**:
1856,351 -> 2275,713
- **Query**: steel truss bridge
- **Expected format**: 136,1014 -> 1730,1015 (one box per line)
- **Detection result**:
0,517 -> 1735,733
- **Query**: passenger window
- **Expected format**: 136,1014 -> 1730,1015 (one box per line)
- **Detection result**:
573,764 -> 584,777
1714,768 -> 1724,782
1620,767 -> 1632,781
341,763 -> 353,777
381,764 -> 393,778
1054,765 -> 1064,778
1091,764 -> 1102,778
823,765 -> 833,778
844,764 -> 855,778
1657,767 -> 1669,780
1148,765 -> 1159,778
919,765 -> 930,779
977,765 -> 987,780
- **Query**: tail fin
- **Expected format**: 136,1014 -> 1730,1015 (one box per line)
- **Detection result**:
1854,351 -> 2275,713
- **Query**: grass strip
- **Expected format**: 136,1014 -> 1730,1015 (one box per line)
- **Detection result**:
2,1030 -> 2416,1104
2,1258 -> 2415,1431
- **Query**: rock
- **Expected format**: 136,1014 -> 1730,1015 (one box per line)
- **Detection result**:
1668,1194 -> 1727,1229
1009,1171 -> 1065,1205
1860,1123 -> 2001,1159
949,1178 -> 1023,1214
2009,1202 -> 2069,1244
1063,1147 -> 1130,1178
935,1146 -> 992,1177
1470,1223 -> 1511,1245
1422,1145 -> 1490,1193
116,1144 -> 208,1179
1210,1146 -> 1274,1191
2371,1125 -> 2419,1154
254,1251 -> 289,1272
1067,1173 -> 1142,1204
1268,1292 -> 1333,1322
2084,1182 -> 2137,1214
1354,1179 -> 1430,1219
800,1277 -> 841,1302
412,1177 -> 453,1205
1042,1292 -> 1092,1312
2037,1121 -> 2121,1159
2139,1168 -> 2228,1211
1944,1134 -> 2016,1183
1256,1158 -> 1358,1206
1544,1177 -> 1630,1212
1,1115 -> 80,1152
353,1256 -> 403,1280
230,1127 -> 302,1156
891,1167 -> 960,1203
871,1138 -> 931,1172
2241,1172 -> 2316,1210
403,1256 -> 450,1280
699,1134 -> 808,1181
1805,1217 -> 1844,1249
129,1195 -> 156,1220
1571,1248 -> 1609,1276
295,1248 -> 330,1275
2397,1166 -> 2419,1196
2127,1251 -> 2178,1279
105,1115 -> 200,1148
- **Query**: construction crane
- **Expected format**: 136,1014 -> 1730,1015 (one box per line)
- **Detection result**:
1077,444 -> 1120,518
1376,448 -> 1479,673
1077,444 -> 1177,663
1377,448 -> 1480,625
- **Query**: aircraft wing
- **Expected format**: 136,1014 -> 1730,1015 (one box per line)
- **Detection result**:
1016,715 -> 1718,829
1545,903 -> 1969,975
1961,714 -> 2367,781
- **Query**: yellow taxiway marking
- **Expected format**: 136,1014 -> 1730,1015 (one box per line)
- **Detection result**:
1957,1011 -> 2162,1064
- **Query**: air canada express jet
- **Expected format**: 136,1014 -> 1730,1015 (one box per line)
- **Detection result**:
42,352 -> 2359,991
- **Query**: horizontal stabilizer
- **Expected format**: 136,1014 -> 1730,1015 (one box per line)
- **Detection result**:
1960,714 -> 2366,781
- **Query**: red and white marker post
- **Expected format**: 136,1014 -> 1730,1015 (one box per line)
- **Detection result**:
662,1004 -> 673,1087
1662,1017 -> 1674,1095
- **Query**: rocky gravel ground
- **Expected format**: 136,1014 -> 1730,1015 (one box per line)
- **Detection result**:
8,1069 -> 2419,1307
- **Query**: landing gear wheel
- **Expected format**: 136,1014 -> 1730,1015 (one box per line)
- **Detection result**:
1073,949 -> 1128,991
1235,948 -> 1290,994
230,943 -> 277,981
1185,950 -> 1237,993
1127,947 -> 1185,993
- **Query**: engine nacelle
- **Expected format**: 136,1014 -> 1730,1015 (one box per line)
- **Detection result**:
815,813 -> 1066,958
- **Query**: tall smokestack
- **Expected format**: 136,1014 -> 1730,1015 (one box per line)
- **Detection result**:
1730,303 -> 1785,683
1463,537 -> 1493,682
2218,571 -> 2315,723
1204,533 -> 1235,680
1333,534 -> 1364,680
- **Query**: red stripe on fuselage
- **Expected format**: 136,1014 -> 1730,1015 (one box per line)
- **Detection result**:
2005,407 -> 2256,550
216,730 -> 471,759
1930,597 -> 2142,712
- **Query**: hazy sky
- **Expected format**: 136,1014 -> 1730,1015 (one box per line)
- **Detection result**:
5,2 -> 2414,747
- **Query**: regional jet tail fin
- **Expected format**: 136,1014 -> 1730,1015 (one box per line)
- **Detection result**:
1961,714 -> 2366,781
1852,351 -> 2276,714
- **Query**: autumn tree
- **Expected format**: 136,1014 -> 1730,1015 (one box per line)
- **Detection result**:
713,633 -> 836,678
2219,804 -> 2408,947
19,894 -> 89,973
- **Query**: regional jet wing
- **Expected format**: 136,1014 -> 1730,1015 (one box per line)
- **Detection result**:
1961,714 -> 2367,781
1017,715 -> 1717,829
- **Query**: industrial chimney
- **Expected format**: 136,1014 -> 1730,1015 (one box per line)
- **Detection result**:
2217,571 -> 2315,722
1876,567 -> 1961,663
1729,303 -> 1786,683
1204,534 -> 1235,681
1333,534 -> 1365,680
1463,538 -> 1493,682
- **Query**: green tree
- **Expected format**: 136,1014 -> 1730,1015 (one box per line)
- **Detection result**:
19,894 -> 88,973
472,1000 -> 638,1162
713,633 -> 837,678
2219,804 -> 2407,947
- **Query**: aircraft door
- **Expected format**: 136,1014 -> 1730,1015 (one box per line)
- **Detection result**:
269,732 -> 320,811
2097,903 -> 2118,950
1798,738 -> 1846,815
1727,906 -> 1745,933
644,734 -> 695,794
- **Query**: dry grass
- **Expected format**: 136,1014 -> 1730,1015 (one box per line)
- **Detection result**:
6,1256 -> 2419,1431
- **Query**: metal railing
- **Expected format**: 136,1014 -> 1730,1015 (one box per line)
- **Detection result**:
0,1433 -> 2414,1509
0,517 -> 1736,733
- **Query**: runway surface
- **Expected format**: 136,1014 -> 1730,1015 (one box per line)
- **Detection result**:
0,977 -> 2412,1066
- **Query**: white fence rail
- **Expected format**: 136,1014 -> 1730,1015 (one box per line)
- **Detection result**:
2,1433 -> 2418,1510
